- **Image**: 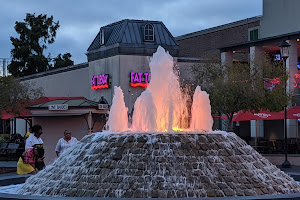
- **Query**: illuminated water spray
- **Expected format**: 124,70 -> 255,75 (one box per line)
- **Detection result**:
106,86 -> 128,132
108,46 -> 213,132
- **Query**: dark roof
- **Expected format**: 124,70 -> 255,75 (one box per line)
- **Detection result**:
219,30 -> 300,52
86,19 -> 179,61
20,63 -> 89,81
28,98 -> 99,109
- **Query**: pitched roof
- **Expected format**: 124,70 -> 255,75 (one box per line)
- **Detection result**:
87,19 -> 178,51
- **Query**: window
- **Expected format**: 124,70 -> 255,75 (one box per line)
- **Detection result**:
249,29 -> 259,41
100,29 -> 104,45
144,23 -> 154,41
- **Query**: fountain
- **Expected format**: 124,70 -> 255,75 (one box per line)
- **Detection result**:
17,46 -> 300,198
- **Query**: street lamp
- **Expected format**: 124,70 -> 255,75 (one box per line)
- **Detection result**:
279,40 -> 291,168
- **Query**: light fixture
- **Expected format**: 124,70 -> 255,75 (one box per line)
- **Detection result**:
279,40 -> 291,168
279,41 -> 291,59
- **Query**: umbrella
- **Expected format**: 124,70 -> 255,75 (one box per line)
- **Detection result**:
221,110 -> 284,121
284,106 -> 300,119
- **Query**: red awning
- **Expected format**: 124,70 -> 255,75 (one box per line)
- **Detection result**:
284,106 -> 300,119
221,109 -> 284,121
1,96 -> 86,120
232,110 -> 283,121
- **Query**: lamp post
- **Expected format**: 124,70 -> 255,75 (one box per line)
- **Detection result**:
279,40 -> 291,168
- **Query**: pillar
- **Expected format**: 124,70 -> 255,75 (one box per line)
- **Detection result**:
286,39 -> 298,94
286,40 -> 298,139
250,46 -> 264,140
250,46 -> 264,74
221,52 -> 233,66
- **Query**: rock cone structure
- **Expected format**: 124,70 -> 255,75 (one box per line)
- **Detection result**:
19,132 -> 300,198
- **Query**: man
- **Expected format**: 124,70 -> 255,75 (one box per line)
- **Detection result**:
25,125 -> 43,150
55,130 -> 78,157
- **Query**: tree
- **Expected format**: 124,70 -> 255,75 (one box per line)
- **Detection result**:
190,54 -> 293,131
0,76 -> 43,118
53,53 -> 74,69
8,13 -> 74,77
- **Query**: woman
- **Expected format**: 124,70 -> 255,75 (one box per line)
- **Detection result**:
17,146 -> 44,175
25,125 -> 43,150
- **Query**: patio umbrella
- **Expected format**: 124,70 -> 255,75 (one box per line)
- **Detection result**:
221,110 -> 284,121
285,106 -> 300,119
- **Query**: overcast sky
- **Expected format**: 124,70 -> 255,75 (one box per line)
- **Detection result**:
1,0 -> 262,64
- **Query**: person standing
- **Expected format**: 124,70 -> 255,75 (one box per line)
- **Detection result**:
25,125 -> 43,150
55,130 -> 78,157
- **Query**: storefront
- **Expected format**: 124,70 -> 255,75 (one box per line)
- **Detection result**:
22,98 -> 108,164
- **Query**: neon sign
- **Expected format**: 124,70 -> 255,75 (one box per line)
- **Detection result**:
264,78 -> 281,91
294,74 -> 300,88
130,72 -> 151,87
91,74 -> 109,90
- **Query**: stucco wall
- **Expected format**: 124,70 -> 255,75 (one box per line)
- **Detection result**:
119,55 -> 150,113
32,116 -> 89,165
88,56 -> 120,104
260,0 -> 300,38
22,67 -> 90,98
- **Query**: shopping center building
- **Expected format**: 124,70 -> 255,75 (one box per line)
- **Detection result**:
2,0 -> 300,164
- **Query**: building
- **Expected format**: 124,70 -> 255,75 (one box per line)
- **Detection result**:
16,19 -> 182,163
4,0 -> 300,164
176,0 -> 300,157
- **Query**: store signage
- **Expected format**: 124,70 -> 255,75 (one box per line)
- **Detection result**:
130,72 -> 151,87
91,74 -> 109,90
48,104 -> 68,110
293,113 -> 300,117
98,104 -> 109,110
294,73 -> 300,88
254,113 -> 271,119
264,78 -> 281,91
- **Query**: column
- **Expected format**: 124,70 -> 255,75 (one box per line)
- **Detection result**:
250,46 -> 264,73
250,46 -> 264,140
286,39 -> 298,94
286,40 -> 298,139
221,51 -> 233,66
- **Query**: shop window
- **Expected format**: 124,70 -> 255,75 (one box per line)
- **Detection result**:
144,23 -> 154,41
249,29 -> 259,41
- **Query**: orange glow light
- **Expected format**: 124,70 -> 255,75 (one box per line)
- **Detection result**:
130,82 -> 149,87
91,84 -> 109,90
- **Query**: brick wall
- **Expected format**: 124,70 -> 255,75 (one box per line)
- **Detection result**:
177,21 -> 260,58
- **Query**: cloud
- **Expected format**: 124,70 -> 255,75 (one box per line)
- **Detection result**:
0,0 -> 262,64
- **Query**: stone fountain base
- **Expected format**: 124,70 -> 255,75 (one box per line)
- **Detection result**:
18,131 -> 300,198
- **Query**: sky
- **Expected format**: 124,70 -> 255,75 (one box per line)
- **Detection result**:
0,0 -> 262,65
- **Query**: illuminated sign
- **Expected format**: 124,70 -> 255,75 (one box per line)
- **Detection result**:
48,104 -> 68,110
130,72 -> 151,87
254,113 -> 271,119
91,74 -> 109,90
264,78 -> 281,91
294,74 -> 300,88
